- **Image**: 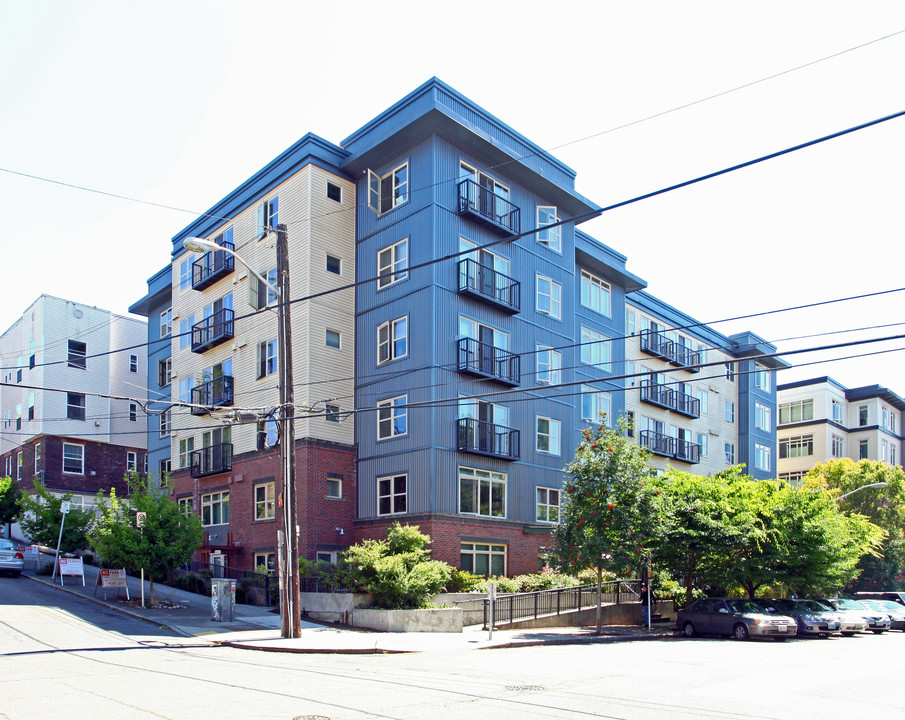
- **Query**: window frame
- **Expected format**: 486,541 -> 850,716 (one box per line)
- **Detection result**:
460,542 -> 506,576
377,395 -> 407,440
536,345 -> 561,385
326,473 -> 342,499
254,482 -> 276,521
326,182 -> 342,203
458,466 -> 507,518
62,442 -> 85,475
754,443 -> 771,472
724,442 -> 736,464
580,326 -> 610,369
536,415 -> 562,455
160,308 -> 173,338
536,275 -> 562,319
257,196 -> 279,239
581,384 -> 611,424
68,339 -> 87,369
325,328 -> 341,349
368,163 -> 409,215
377,238 -> 409,289
779,435 -> 814,459
126,451 -> 138,473
377,316 -> 408,365
535,487 -> 561,523
377,474 -> 407,516
754,402 -> 771,432
580,270 -> 611,317
201,491 -> 230,526
67,392 -> 86,421
536,205 -> 561,252
326,254 -> 342,275
257,339 -> 278,379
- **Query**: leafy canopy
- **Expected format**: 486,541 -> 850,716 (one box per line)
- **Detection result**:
0,476 -> 22,527
19,480 -> 94,553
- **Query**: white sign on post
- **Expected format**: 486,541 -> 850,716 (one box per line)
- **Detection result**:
136,512 -> 146,527
60,500 -> 71,515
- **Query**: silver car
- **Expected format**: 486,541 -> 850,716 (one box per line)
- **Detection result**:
0,539 -> 24,577
677,598 -> 798,641
821,598 -> 890,635
762,598 -> 841,637
858,599 -> 905,631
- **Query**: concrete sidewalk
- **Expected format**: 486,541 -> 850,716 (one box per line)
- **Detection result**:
23,562 -> 676,654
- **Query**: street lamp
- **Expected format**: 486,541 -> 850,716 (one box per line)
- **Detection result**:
834,481 -> 888,508
183,229 -> 301,639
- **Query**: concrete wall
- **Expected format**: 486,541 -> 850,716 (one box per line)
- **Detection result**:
353,607 -> 464,633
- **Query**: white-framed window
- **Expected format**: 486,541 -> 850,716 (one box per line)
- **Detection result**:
159,409 -> 171,437
536,487 -> 561,523
326,329 -> 341,349
460,542 -> 506,576
68,339 -> 87,369
831,435 -> 844,458
67,392 -> 86,421
178,259 -> 191,292
779,435 -> 813,458
326,182 -> 342,203
249,267 -> 278,310
255,482 -> 275,521
697,433 -> 708,459
779,471 -> 806,486
62,443 -> 84,474
881,407 -> 896,432
725,363 -> 735,382
179,437 -> 194,469
754,443 -> 771,472
159,308 -> 173,338
177,496 -> 193,515
160,459 -> 171,478
377,316 -> 408,364
325,404 -> 341,423
859,439 -> 869,459
536,206 -> 561,252
129,354 -> 138,373
724,442 -> 735,464
158,358 -> 172,386
377,238 -> 408,288
755,403 -> 771,432
316,551 -> 338,565
326,254 -> 342,275
201,491 -> 229,526
859,405 -> 869,426
459,466 -> 506,518
377,474 -> 407,515
254,552 -> 276,572
179,315 -> 194,350
536,416 -> 562,455
126,451 -> 138,472
580,270 -> 611,317
779,399 -> 814,425
368,163 -> 408,215
724,401 -> 735,423
17,451 -> 23,481
880,440 -> 890,463
832,400 -> 844,424
536,275 -> 562,319
754,365 -> 770,391
891,444 -> 898,466
257,196 -> 279,238
695,388 -> 709,415
326,473 -> 342,498
129,403 -> 138,422
581,385 -> 611,424
257,339 -> 278,378
536,346 -> 561,385
4,456 -> 11,477
580,326 -> 610,369
34,442 -> 41,474
377,395 -> 407,439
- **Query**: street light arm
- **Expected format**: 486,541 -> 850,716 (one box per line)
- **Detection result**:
834,481 -> 888,506
183,237 -> 281,298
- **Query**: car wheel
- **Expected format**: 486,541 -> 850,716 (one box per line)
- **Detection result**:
733,623 -> 749,641
872,630 -> 886,634
682,622 -> 696,638
840,632 -> 855,637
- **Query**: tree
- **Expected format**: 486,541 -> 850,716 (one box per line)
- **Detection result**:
0,476 -> 22,530
19,480 -> 94,554
91,474 -> 203,605
553,420 -> 662,631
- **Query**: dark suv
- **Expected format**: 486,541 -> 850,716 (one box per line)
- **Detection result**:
853,592 -> 905,607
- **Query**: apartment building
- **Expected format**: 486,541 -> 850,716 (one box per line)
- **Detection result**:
777,377 -> 904,483
0,295 -> 148,520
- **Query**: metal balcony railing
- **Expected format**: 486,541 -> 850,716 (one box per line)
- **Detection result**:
672,390 -> 701,418
457,179 -> 520,235
675,438 -> 702,464
191,309 -> 234,353
190,443 -> 233,478
457,337 -> 520,385
457,258 -> 520,313
191,240 -> 235,291
457,417 -> 519,460
639,329 -> 673,360
640,430 -> 701,464
191,375 -> 235,415
639,379 -> 673,410
670,343 -> 702,372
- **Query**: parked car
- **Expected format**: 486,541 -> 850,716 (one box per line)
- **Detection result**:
0,539 -> 24,577
677,598 -> 797,641
853,591 -> 905,608
857,599 -> 905,631
818,598 -> 890,634
760,598 -> 841,637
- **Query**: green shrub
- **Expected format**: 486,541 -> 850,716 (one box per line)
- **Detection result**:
444,568 -> 483,592
36,561 -> 54,576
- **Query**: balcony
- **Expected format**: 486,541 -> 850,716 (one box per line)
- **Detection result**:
458,258 -> 520,313
672,389 -> 701,418
639,329 -> 672,360
191,375 -> 235,416
675,438 -> 701,464
457,179 -> 520,236
191,240 -> 235,291
671,344 -> 702,373
457,418 -> 519,460
639,430 -> 700,464
639,379 -> 673,410
191,309 -> 234,353
190,443 -> 233,478
457,337 -> 520,386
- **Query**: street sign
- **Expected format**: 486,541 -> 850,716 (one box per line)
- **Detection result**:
100,568 -> 128,588
136,512 -> 146,527
60,500 -> 71,515
58,557 -> 85,586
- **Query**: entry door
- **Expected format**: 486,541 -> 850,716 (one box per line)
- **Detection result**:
210,552 -> 225,578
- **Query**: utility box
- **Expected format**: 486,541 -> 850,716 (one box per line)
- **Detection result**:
211,578 -> 236,622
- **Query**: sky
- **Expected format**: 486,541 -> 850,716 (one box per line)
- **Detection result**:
1,1 -> 904,393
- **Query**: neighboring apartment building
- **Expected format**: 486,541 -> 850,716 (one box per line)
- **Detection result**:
132,78 -> 785,575
777,377 -> 905,483
0,295 -> 148,522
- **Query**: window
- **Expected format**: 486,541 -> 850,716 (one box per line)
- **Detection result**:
201,491 -> 229,526
580,270 -> 611,316
724,401 -> 735,423
580,326 -> 610,368
4,457 -> 10,477
832,400 -> 844,423
326,254 -> 342,275
126,451 -> 138,472
158,358 -> 172,386
179,315 -> 194,350
536,206 -> 561,251
159,409 -> 171,437
754,366 -> 770,391
459,466 -> 506,517
257,339 -> 278,378
257,196 -> 279,238
881,440 -> 889,463
129,403 -> 138,422
779,471 -> 806,486
377,238 -> 408,288
128,354 -> 138,373
377,474 -> 407,515
326,182 -> 342,202
725,363 -> 735,382
881,407 -> 896,431
377,395 -> 407,439
179,377 -> 192,404
779,399 -> 814,425
755,403 -> 771,431
254,552 -> 276,572
460,542 -> 506,576
536,275 -> 562,319
178,258 -> 191,291
536,416 -> 562,455
68,340 -> 87,369
160,308 -> 173,338
17,452 -> 23,481
326,473 -> 342,498
536,346 -> 561,385
695,388 -> 709,415
859,439 -> 869,459
67,392 -> 86,421
697,433 -> 708,459
62,443 -> 84,474
832,435 -> 844,458
325,404 -> 341,423
891,444 -> 898,466
368,163 -> 408,215
325,329 -> 341,349
724,442 -> 735,464
779,435 -> 814,459
255,482 -> 275,520
256,419 -> 279,450
29,341 -> 35,369
377,317 -> 408,364
316,551 -> 338,565
160,459 -> 171,478
581,385 -> 611,423
859,405 -> 869,427
536,487 -> 560,523
754,443 -> 771,472
34,442 -> 41,474
15,404 -> 21,430
179,437 -> 195,469
249,267 -> 278,310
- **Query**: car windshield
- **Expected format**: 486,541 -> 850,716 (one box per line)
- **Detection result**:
726,599 -> 768,614
872,601 -> 902,613
0,540 -> 15,550
762,599 -> 797,612
831,598 -> 864,610
799,600 -> 833,612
